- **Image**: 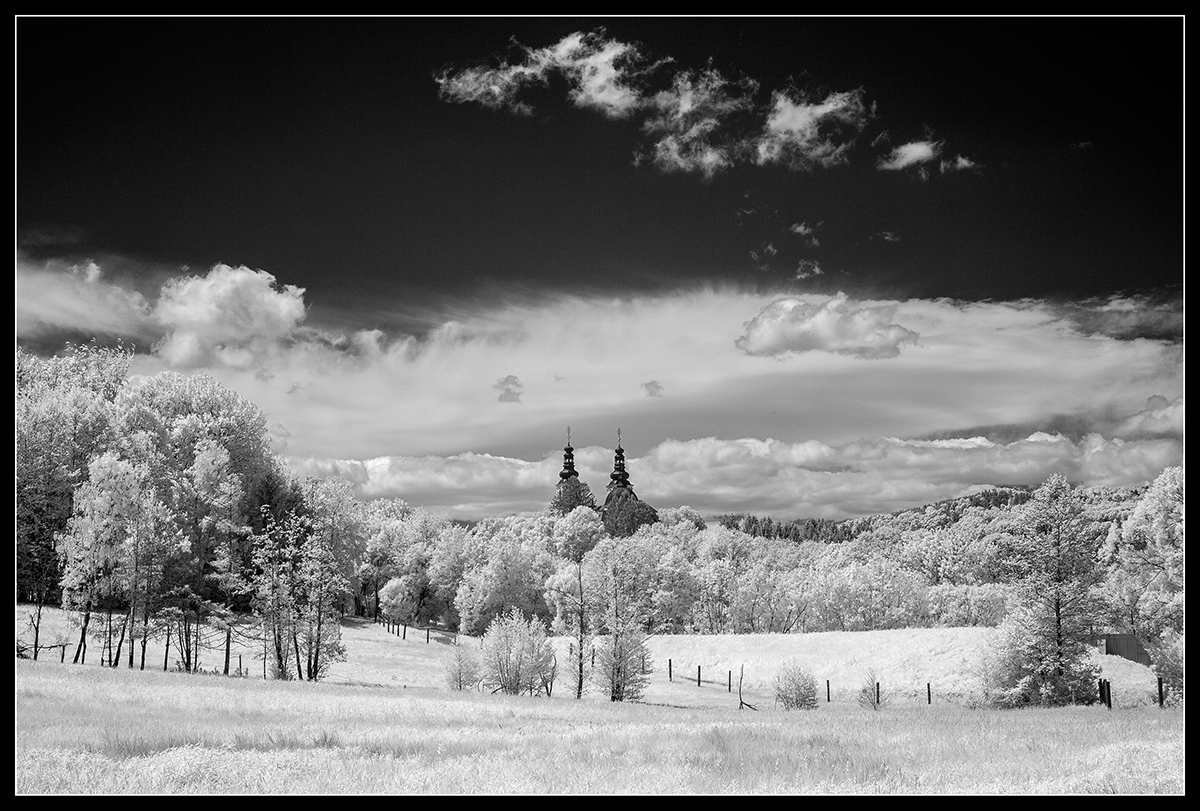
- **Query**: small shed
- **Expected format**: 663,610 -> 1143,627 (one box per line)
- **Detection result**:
1103,633 -> 1153,667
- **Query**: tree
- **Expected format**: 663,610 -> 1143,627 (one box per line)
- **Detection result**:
1100,466 -> 1184,644
445,640 -> 482,691
480,609 -> 556,696
992,474 -> 1103,706
549,476 -> 596,517
547,506 -> 605,699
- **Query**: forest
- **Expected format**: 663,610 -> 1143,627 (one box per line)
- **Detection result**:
16,343 -> 1184,706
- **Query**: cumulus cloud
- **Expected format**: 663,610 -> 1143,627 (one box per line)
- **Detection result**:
642,380 -> 665,398
495,374 -> 525,403
64,273 -> 1171,518
152,264 -> 307,369
736,292 -> 919,358
753,88 -> 872,171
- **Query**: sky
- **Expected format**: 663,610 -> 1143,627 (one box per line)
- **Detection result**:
16,16 -> 1184,522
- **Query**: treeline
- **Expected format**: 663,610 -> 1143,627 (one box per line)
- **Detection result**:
714,513 -> 856,544
15,346 -> 1185,703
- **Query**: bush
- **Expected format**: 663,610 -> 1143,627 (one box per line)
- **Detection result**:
592,628 -> 651,702
444,642 -> 482,691
480,609 -> 556,696
773,659 -> 818,710
1150,628 -> 1184,706
857,668 -> 888,710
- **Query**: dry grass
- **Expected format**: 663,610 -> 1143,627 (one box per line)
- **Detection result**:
16,606 -> 1183,794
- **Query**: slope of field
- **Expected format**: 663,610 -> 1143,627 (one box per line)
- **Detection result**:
17,606 -> 1163,709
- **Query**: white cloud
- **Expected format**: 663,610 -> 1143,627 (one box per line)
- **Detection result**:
735,292 -> 919,358
878,140 -> 943,171
435,30 -> 648,119
753,88 -> 872,171
639,67 -> 759,178
82,274 -> 1175,520
16,256 -> 156,344
152,264 -> 307,369
940,154 -> 979,173
292,430 -> 1181,522
794,260 -> 824,280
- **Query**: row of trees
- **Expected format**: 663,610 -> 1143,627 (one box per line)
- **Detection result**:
16,345 -> 1184,704
17,345 -> 372,679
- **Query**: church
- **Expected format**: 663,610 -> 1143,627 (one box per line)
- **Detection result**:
553,429 -> 658,537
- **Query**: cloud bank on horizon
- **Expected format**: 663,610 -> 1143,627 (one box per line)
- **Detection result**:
16,255 -> 1183,521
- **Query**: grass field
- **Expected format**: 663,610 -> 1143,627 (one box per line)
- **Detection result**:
15,606 -> 1184,794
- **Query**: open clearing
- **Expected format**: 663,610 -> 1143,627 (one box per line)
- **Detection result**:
15,608 -> 1183,794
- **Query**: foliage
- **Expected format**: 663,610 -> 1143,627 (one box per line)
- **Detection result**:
989,475 -> 1104,706
1149,628 -> 1184,705
480,608 -> 556,696
549,476 -> 596,516
444,641 -> 482,691
592,627 -> 651,702
773,659 -> 818,710
856,668 -> 887,711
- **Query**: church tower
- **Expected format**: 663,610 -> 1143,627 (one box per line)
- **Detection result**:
600,429 -> 657,537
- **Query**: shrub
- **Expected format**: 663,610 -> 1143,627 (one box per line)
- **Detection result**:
857,668 -> 888,710
1150,628 -> 1184,706
444,642 -> 482,691
592,628 -> 651,702
480,609 -> 556,696
773,659 -> 818,710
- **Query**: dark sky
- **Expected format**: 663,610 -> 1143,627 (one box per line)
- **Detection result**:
19,17 -> 1183,332
15,17 -> 1184,520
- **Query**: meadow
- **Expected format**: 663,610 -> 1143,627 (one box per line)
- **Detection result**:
15,607 -> 1184,794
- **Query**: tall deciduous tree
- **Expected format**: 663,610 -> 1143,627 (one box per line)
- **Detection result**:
546,506 -> 605,698
992,474 -> 1104,706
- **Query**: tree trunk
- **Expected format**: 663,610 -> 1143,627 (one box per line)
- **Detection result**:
112,608 -> 130,668
73,605 -> 91,664
293,632 -> 304,681
31,603 -> 43,662
224,626 -> 232,676
163,622 -> 171,671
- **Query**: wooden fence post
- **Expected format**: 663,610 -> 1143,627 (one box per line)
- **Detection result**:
827,680 -> 830,702
1098,678 -> 1105,704
728,670 -> 732,693
927,683 -> 931,705
426,628 -> 430,644
403,624 -> 407,640
1158,676 -> 1164,708
668,659 -> 672,681
697,665 -> 701,687
876,682 -> 880,706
